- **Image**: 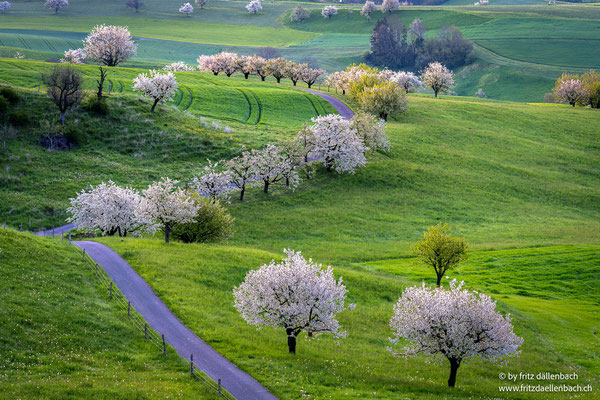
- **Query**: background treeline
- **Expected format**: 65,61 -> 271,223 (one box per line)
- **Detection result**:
364,18 -> 474,71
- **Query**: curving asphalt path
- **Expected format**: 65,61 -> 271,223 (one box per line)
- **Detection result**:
35,223 -> 76,237
299,88 -> 355,120
74,241 -> 277,400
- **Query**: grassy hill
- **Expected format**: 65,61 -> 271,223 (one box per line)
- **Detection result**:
93,239 -> 600,399
0,229 -> 219,399
0,61 -> 337,230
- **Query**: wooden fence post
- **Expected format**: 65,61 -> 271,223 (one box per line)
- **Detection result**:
218,378 -> 222,395
190,354 -> 194,375
128,301 -> 131,319
95,263 -> 98,276
69,232 -> 71,246
145,323 -> 148,340
18,223 -> 21,232
162,334 -> 166,356
109,282 -> 113,298
83,249 -> 86,261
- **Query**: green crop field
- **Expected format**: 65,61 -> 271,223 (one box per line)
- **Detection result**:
0,229 -> 219,399
1,2 -> 599,100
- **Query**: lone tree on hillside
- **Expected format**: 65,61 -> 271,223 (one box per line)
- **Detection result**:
83,25 -> 137,67
68,181 -> 141,237
290,5 -> 310,23
381,0 -> 399,14
358,82 -> 409,121
421,62 -> 454,98
132,70 -> 178,112
195,0 -> 208,9
553,73 -> 587,107
45,0 -> 68,14
126,0 -> 142,13
389,280 -> 523,387
233,249 -> 355,354
179,2 -> 194,16
0,1 -> 11,14
136,178 -> 199,243
361,1 -> 377,21
245,0 -> 262,14
83,25 -> 137,97
321,5 -> 338,19
412,223 -> 468,286
43,65 -> 85,125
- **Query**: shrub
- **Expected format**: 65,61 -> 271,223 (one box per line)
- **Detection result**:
64,123 -> 88,147
171,193 -> 234,243
0,87 -> 19,104
83,96 -> 110,115
0,96 -> 7,115
8,110 -> 30,127
290,5 -> 310,22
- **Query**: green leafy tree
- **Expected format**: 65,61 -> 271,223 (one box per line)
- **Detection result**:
411,223 -> 468,286
171,193 -> 234,243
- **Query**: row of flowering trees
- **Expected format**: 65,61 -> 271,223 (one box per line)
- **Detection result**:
197,52 -> 326,87
68,112 -> 388,238
193,112 -> 389,202
553,70 -> 600,108
233,225 -> 523,388
68,178 -> 233,243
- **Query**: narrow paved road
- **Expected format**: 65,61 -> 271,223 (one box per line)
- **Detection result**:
299,88 -> 355,119
35,223 -> 76,237
74,241 -> 277,400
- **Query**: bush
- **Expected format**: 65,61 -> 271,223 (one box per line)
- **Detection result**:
0,87 -> 19,104
63,123 -> 88,147
83,96 -> 110,115
8,110 -> 30,127
0,96 -> 7,115
171,193 -> 234,243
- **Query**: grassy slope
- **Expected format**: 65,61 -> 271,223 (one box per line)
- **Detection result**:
0,67 -> 335,230
96,238 -> 600,400
227,95 -> 600,262
0,229 -> 217,399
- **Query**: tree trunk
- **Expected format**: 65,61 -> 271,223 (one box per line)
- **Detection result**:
240,185 -> 245,201
448,358 -> 460,387
286,177 -> 290,188
97,67 -> 107,99
117,226 -> 122,237
292,80 -> 297,86
60,111 -> 66,125
307,83 -> 312,88
436,273 -> 442,287
263,180 -> 269,194
380,113 -> 388,121
276,77 -> 281,83
151,98 -> 159,112
286,329 -> 297,354
165,226 -> 171,243
342,89 -> 346,95
434,89 -> 439,98
213,71 -> 219,76
261,76 -> 266,81
244,73 -> 250,79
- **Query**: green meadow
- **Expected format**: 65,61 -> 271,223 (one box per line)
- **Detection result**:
0,229 -> 219,399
